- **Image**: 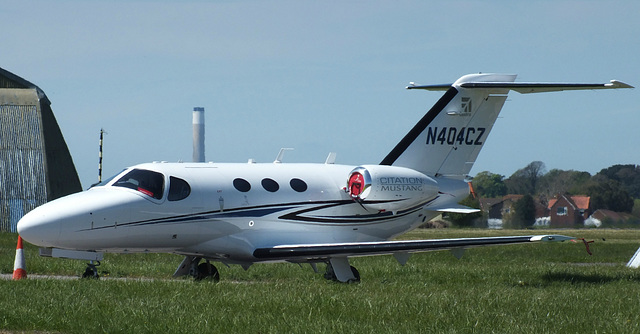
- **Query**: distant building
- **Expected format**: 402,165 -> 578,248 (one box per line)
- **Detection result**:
0,67 -> 81,232
480,193 -> 593,228
480,194 -> 523,220
587,209 -> 636,227
547,194 -> 591,227
479,194 -> 548,228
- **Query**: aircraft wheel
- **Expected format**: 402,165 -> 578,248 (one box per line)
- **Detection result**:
196,262 -> 220,282
81,262 -> 100,279
323,263 -> 337,281
348,266 -> 360,283
81,267 -> 95,279
323,263 -> 360,283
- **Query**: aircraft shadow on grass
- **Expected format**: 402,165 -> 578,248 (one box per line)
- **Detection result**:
541,269 -> 640,285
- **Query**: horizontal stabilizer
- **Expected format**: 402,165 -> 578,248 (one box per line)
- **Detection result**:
407,79 -> 634,93
430,204 -> 480,214
406,83 -> 452,91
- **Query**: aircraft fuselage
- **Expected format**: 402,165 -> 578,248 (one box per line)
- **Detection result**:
18,162 -> 465,264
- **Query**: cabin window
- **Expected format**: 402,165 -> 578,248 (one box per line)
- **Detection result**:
113,169 -> 164,200
168,176 -> 191,201
290,178 -> 307,192
233,178 -> 251,192
261,178 -> 279,192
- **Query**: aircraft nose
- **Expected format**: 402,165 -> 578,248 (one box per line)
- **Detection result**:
17,203 -> 62,248
17,188 -> 145,249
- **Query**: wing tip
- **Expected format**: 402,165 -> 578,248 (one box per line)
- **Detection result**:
608,80 -> 634,89
530,235 -> 575,242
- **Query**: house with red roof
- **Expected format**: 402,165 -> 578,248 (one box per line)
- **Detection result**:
547,194 -> 591,227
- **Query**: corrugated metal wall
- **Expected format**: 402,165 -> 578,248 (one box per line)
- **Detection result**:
0,68 -> 82,232
0,100 -> 48,232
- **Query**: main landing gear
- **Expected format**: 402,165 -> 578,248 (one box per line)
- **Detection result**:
180,257 -> 220,282
323,259 -> 360,283
194,260 -> 220,282
173,256 -> 220,282
82,260 -> 100,279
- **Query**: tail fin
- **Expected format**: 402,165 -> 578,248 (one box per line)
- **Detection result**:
380,73 -> 633,179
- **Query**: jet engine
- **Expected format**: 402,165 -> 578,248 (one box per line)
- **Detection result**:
346,165 -> 439,212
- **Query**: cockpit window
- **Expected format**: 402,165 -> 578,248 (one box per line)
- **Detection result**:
88,169 -> 126,189
168,176 -> 191,201
113,169 -> 164,200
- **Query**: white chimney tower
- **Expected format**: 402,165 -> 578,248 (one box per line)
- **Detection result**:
192,107 -> 205,162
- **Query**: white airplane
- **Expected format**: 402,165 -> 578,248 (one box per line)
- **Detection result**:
17,73 -> 633,282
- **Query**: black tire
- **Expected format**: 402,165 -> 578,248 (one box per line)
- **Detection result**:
196,262 -> 220,282
348,266 -> 360,283
323,263 -> 337,281
82,267 -> 98,279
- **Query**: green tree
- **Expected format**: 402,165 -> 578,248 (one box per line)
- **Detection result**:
596,164 -> 640,199
537,169 -> 592,199
446,195 -> 482,227
506,161 -> 546,195
472,171 -> 507,198
587,177 -> 634,213
511,194 -> 536,228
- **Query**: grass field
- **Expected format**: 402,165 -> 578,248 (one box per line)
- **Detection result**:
2,229 -> 640,333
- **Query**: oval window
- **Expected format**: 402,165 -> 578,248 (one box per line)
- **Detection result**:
168,176 -> 191,201
233,178 -> 251,192
261,178 -> 279,192
289,178 -> 307,192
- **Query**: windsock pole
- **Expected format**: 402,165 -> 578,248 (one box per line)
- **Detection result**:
12,235 -> 27,280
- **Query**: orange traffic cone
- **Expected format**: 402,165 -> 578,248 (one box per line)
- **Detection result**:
12,235 -> 27,280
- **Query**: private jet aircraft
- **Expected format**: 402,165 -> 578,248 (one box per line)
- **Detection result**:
17,73 -> 633,282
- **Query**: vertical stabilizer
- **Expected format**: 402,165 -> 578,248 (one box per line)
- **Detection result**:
380,73 -> 632,179
381,73 -> 516,179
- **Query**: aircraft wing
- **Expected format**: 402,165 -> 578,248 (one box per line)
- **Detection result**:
252,234 -> 574,261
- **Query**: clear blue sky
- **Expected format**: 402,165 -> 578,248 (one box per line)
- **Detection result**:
2,1 -> 638,188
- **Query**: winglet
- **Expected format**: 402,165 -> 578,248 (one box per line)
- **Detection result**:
529,235 -> 575,242
608,80 -> 634,89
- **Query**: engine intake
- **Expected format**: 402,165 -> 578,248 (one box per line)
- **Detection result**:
347,165 -> 438,212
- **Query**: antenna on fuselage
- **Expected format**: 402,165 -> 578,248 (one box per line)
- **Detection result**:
325,152 -> 337,164
274,148 -> 294,163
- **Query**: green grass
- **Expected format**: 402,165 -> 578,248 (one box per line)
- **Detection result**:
2,229 -> 640,333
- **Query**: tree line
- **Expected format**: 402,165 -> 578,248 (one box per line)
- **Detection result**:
445,162 -> 640,228
472,162 -> 639,213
